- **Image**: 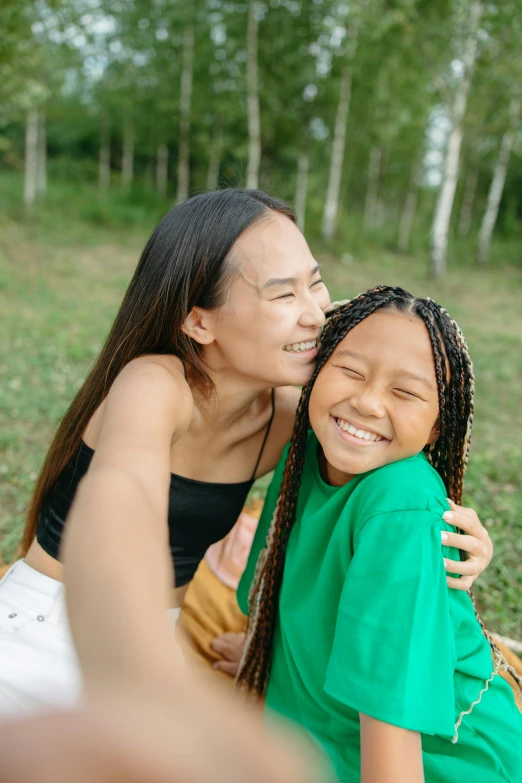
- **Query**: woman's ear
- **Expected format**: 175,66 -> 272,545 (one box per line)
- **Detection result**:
426,417 -> 440,446
182,307 -> 215,345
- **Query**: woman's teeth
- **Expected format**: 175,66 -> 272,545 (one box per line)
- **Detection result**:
335,418 -> 384,442
282,340 -> 317,353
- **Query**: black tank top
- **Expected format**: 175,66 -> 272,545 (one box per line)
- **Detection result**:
36,390 -> 276,587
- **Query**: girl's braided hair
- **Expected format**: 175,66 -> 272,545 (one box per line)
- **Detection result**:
236,285 -> 521,732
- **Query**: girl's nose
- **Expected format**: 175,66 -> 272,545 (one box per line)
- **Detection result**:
349,388 -> 386,419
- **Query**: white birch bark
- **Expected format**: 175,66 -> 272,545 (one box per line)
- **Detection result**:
321,24 -> 358,240
176,26 -> 194,205
36,110 -> 47,199
206,116 -> 223,191
98,113 -> 111,196
157,144 -> 168,197
398,154 -> 422,253
246,0 -> 261,189
363,146 -> 382,231
457,165 -> 478,237
430,0 -> 484,277
477,99 -> 520,264
295,148 -> 310,231
24,109 -> 39,208
121,116 -> 134,189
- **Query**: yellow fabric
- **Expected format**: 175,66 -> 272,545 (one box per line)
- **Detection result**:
177,557 -> 246,684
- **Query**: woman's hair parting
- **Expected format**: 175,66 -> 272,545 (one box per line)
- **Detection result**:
236,285 -> 521,718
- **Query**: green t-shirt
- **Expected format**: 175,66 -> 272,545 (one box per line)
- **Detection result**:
238,432 -> 522,783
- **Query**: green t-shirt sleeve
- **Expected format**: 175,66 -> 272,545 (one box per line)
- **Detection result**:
237,444 -> 290,616
324,508 -> 458,737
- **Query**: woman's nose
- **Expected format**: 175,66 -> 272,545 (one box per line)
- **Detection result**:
299,294 -> 326,329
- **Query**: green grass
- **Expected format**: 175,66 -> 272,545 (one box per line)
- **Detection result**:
1,175 -> 521,639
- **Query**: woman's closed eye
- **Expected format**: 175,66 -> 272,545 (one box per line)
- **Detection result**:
273,279 -> 325,301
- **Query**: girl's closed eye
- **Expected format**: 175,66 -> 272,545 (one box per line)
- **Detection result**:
394,388 -> 426,401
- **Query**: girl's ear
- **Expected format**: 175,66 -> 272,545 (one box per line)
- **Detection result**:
182,307 -> 215,345
426,417 -> 440,445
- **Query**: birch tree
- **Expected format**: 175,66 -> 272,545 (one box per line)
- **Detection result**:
321,23 -> 358,240
430,0 -> 484,277
121,114 -> 134,190
177,25 -> 194,204
246,0 -> 261,189
206,115 -> 223,191
36,109 -> 47,199
24,108 -> 39,208
397,152 -> 422,253
477,99 -> 520,264
458,164 -> 479,237
157,144 -> 168,197
98,111 -> 111,197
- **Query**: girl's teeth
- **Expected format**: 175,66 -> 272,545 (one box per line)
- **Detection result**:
335,418 -> 383,442
283,340 -> 317,352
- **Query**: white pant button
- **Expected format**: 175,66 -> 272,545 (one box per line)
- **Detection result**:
36,615 -> 45,622
8,613 -> 17,619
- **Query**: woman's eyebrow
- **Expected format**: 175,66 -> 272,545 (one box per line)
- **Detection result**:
261,264 -> 321,290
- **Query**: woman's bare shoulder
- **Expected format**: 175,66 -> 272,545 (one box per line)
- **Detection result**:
85,356 -> 194,450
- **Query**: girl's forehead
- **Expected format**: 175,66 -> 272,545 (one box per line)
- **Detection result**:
329,310 -> 436,366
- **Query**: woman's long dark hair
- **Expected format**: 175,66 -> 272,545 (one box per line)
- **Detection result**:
237,285 -> 521,729
21,189 -> 297,555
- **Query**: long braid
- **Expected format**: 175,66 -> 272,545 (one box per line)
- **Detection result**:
236,285 -> 521,721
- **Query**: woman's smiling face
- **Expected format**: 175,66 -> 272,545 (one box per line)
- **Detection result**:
308,308 -> 441,486
199,212 -> 331,388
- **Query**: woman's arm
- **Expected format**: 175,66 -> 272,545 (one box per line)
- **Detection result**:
63,358 -> 192,691
441,499 -> 493,591
360,714 -> 424,783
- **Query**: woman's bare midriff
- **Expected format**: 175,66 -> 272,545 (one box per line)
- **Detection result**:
23,539 -> 190,609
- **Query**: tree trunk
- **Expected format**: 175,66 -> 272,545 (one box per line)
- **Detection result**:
156,144 -> 168,197
36,110 -> 47,199
477,99 -> 520,265
24,109 -> 39,208
457,164 -> 479,237
321,24 -> 358,240
246,0 -> 261,189
177,26 -> 194,204
206,115 -> 223,191
363,146 -> 382,231
430,0 -> 484,277
121,116 -> 134,190
98,112 -> 111,197
398,154 -> 422,253
295,147 -> 310,231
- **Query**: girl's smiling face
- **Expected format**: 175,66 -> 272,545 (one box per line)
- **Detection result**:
308,308 -> 441,486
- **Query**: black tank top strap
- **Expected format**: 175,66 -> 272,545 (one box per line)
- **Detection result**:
251,388 -> 276,481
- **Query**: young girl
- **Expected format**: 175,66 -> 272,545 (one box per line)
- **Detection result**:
237,286 -> 522,783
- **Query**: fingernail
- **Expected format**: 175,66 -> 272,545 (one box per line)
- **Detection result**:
441,532 -> 449,542
444,560 -> 448,569
443,512 -> 454,522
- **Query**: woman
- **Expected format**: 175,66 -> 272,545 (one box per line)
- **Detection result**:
0,189 -> 492,714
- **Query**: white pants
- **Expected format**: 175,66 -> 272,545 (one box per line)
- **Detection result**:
0,559 -> 181,718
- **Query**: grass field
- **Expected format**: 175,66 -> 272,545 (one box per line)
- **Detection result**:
1,178 -> 521,639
